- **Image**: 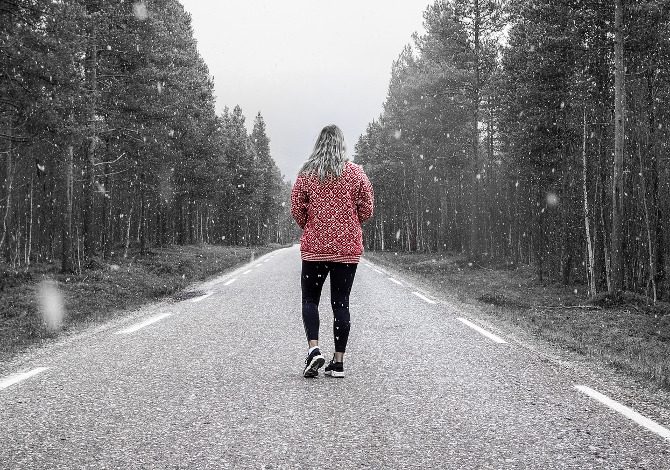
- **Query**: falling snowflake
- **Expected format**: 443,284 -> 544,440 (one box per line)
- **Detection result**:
38,280 -> 65,331
133,2 -> 149,20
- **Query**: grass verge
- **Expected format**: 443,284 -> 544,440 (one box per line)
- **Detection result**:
0,244 -> 277,363
365,251 -> 670,389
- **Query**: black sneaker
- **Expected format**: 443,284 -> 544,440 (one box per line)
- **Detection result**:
324,357 -> 344,378
303,348 -> 325,378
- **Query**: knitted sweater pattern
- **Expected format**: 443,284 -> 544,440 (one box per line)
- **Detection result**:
290,161 -> 374,263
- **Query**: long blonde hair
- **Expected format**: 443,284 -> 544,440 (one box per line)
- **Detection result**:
300,125 -> 347,181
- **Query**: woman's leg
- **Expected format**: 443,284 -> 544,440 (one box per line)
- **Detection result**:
329,262 -> 358,361
301,261 -> 329,346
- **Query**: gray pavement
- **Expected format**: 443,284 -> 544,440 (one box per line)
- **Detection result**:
1,245 -> 670,469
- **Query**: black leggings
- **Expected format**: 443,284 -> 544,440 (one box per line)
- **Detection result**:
301,261 -> 358,353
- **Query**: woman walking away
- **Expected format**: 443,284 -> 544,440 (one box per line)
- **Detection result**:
291,124 -> 374,378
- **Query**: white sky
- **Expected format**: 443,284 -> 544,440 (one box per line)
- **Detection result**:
178,0 -> 431,180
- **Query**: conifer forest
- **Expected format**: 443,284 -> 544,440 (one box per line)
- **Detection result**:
3,0 -> 670,303
0,0 -> 293,275
355,0 -> 670,300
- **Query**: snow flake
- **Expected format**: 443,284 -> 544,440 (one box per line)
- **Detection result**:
38,280 -> 64,331
133,2 -> 149,20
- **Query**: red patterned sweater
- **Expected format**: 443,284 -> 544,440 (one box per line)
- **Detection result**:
291,161 -> 374,263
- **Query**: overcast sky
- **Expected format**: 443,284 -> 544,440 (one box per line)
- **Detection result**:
178,0 -> 431,180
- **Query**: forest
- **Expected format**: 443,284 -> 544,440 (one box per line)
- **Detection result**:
0,0 -> 294,275
355,0 -> 670,301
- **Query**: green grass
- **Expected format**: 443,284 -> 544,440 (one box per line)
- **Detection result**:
0,244 -> 277,363
365,251 -> 670,389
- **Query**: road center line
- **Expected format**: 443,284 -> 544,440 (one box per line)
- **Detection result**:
190,292 -> 214,303
224,278 -> 237,286
457,317 -> 507,344
412,291 -> 436,304
388,277 -> 403,286
0,367 -> 49,390
116,313 -> 171,334
575,385 -> 670,441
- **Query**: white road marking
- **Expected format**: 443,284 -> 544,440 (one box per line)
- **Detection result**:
457,317 -> 507,344
575,385 -> 670,441
255,263 -> 263,267
116,313 -> 171,334
224,278 -> 237,286
412,291 -> 436,304
190,292 -> 214,303
263,259 -> 270,263
388,277 -> 403,286
242,270 -> 252,275
0,367 -> 49,390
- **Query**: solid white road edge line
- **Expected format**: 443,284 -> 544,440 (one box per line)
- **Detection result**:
575,385 -> 670,441
0,367 -> 49,390
190,292 -> 214,303
457,317 -> 507,344
388,277 -> 403,286
224,278 -> 237,286
116,313 -> 172,334
412,291 -> 436,304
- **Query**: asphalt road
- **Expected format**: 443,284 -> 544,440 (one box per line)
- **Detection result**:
1,245 -> 670,469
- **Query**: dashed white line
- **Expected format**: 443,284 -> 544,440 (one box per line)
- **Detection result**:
373,268 -> 382,274
263,259 -> 270,263
116,313 -> 172,334
457,317 -> 507,344
412,291 -> 436,304
190,292 -> 214,303
575,385 -> 670,441
0,367 -> 49,390
388,277 -> 403,286
242,270 -> 252,275
224,278 -> 237,286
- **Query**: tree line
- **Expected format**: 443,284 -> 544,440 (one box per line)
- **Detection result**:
355,0 -> 670,300
0,0 -> 294,273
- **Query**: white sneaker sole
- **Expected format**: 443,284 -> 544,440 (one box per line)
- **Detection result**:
325,370 -> 345,378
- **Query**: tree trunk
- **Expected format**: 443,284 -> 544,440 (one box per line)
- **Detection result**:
0,122 -> 13,261
582,108 -> 596,297
611,0 -> 625,291
61,145 -> 74,274
638,145 -> 657,303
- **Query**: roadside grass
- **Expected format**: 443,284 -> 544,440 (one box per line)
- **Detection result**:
0,244 -> 277,363
365,251 -> 670,389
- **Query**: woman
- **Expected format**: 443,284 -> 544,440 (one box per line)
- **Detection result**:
290,124 -> 374,378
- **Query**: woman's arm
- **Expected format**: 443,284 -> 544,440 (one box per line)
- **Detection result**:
290,176 -> 308,229
356,170 -> 374,223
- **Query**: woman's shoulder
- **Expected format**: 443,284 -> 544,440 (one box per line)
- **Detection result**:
345,161 -> 365,175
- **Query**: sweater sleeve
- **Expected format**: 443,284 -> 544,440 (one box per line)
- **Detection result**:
290,175 -> 308,229
356,168 -> 374,223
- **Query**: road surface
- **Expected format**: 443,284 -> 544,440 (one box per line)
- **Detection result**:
1,246 -> 669,468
